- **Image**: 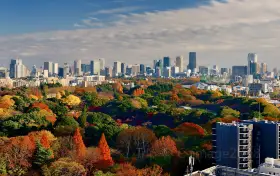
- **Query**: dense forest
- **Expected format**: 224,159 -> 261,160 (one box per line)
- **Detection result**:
0,78 -> 279,176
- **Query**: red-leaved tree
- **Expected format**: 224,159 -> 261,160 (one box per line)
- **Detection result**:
98,133 -> 114,167
73,128 -> 86,160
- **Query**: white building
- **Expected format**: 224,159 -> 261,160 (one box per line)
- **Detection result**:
176,56 -> 184,72
99,58 -> 105,70
74,60 -> 82,76
131,64 -> 140,76
53,63 -> 59,75
84,75 -> 106,82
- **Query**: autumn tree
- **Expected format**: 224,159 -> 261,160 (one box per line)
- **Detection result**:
3,136 -> 35,175
82,147 -> 102,174
174,123 -> 205,137
150,136 -> 178,157
139,165 -> 164,176
113,82 -> 123,94
116,163 -> 138,176
43,158 -> 86,176
40,132 -> 51,149
132,88 -> 145,96
98,133 -> 114,167
73,128 -> 86,160
117,127 -> 156,158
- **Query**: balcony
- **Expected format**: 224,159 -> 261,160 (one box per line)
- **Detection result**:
240,158 -> 248,163
240,152 -> 249,157
240,129 -> 249,133
240,147 -> 248,151
240,134 -> 249,139
240,141 -> 249,145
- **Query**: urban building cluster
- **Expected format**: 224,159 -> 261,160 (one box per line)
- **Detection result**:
0,52 -> 279,92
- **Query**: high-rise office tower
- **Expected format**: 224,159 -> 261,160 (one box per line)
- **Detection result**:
199,66 -> 209,75
188,52 -> 197,73
121,63 -> 126,75
273,68 -> 278,75
213,122 -> 253,169
53,63 -> 59,75
171,66 -> 179,77
105,67 -> 113,77
99,58 -> 105,70
74,60 -> 82,76
131,64 -> 140,76
90,60 -> 101,75
63,63 -> 69,77
58,67 -> 64,77
163,67 -> 171,78
247,53 -> 258,75
9,59 -> 19,78
261,63 -> 267,74
113,61 -> 122,77
176,56 -> 184,72
221,68 -> 229,75
163,57 -> 171,67
140,64 -> 146,75
44,61 -> 53,76
232,66 -> 248,78
10,58 -> 28,78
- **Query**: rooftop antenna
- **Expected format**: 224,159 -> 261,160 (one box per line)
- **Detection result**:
189,155 -> 195,176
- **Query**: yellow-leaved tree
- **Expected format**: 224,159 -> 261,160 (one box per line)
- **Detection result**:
62,95 -> 81,106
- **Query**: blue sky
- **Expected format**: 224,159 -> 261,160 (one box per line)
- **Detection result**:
0,0 -> 280,68
0,0 -> 220,35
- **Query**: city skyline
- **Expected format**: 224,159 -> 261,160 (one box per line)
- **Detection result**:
1,0 -> 280,67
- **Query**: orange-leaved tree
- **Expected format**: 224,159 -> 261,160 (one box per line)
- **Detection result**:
40,132 -> 50,149
73,128 -> 86,160
98,133 -> 114,167
150,136 -> 178,157
132,88 -> 145,96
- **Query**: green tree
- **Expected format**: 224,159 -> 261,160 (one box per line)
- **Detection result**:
94,171 -> 115,176
78,105 -> 88,128
33,141 -> 52,167
85,112 -> 121,145
153,125 -> 173,138
220,106 -> 240,117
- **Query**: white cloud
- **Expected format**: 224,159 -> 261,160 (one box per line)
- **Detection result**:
1,0 -> 280,69
90,6 -> 142,15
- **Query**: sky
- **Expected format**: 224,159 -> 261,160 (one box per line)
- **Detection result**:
0,0 -> 280,69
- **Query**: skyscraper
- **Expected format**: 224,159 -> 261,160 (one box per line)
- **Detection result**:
90,60 -> 101,75
261,63 -> 267,74
63,63 -> 69,77
9,59 -> 18,78
221,68 -> 229,75
176,56 -> 184,72
247,53 -> 258,75
44,61 -> 53,76
105,67 -> 113,77
140,64 -> 146,75
99,58 -> 105,70
74,60 -> 82,76
188,52 -> 197,73
113,61 -> 122,77
9,58 -> 28,78
53,63 -> 59,75
232,66 -> 247,78
163,57 -> 171,67
131,64 -> 140,76
121,63 -> 126,75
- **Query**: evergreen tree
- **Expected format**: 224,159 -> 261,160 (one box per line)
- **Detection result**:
78,105 -> 87,128
33,141 -> 52,167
